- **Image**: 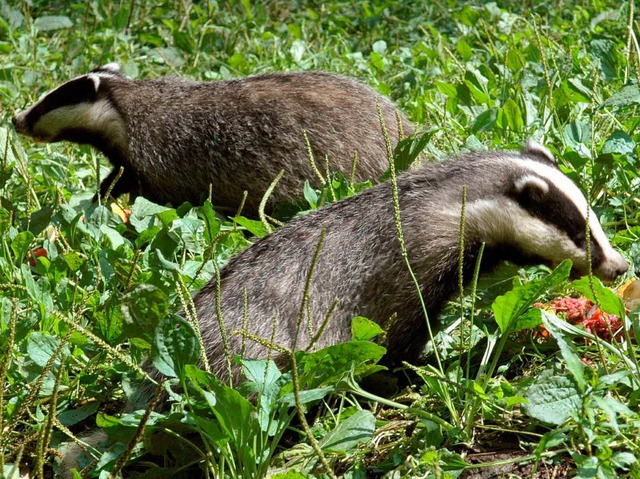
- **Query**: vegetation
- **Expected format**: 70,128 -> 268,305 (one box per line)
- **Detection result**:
1,1 -> 640,478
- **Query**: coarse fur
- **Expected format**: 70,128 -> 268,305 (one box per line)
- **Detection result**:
59,143 -> 628,478
12,64 -> 413,216
193,142 -> 628,382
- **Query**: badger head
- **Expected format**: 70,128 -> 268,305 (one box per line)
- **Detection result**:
11,63 -> 125,146
467,141 -> 628,282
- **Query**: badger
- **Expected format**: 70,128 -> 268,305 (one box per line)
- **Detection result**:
12,64 -> 413,215
59,142 -> 628,478
192,142 -> 628,383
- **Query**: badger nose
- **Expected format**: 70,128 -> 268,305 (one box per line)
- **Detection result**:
11,113 -> 26,133
597,252 -> 629,282
615,261 -> 629,277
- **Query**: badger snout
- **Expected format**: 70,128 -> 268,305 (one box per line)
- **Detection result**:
594,250 -> 629,282
11,111 -> 28,134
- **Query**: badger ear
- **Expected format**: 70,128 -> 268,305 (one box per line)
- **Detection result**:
100,63 -> 121,74
90,63 -> 123,77
523,140 -> 557,166
512,174 -> 549,204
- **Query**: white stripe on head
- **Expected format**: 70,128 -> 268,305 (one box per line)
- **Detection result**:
16,67 -> 119,120
100,63 -> 121,74
466,198 -> 589,268
467,155 -> 627,281
13,73 -> 100,126
518,158 -> 615,258
31,99 -> 126,147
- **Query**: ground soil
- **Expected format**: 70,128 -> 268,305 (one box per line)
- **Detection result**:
459,432 -> 572,479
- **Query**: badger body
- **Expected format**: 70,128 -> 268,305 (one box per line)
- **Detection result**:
12,64 -> 413,215
194,143 -> 628,382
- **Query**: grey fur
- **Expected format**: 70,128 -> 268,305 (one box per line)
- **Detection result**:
194,145 -> 628,383
12,66 -> 413,216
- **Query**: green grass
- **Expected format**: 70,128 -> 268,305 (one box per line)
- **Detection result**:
1,1 -> 640,478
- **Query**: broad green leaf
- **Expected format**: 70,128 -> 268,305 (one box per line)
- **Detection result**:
129,197 -> 171,233
156,208 -> 178,226
0,4 -> 24,29
294,340 -> 386,389
185,365 -> 219,407
319,410 -> 375,453
471,108 -> 498,133
456,38 -> 472,61
96,410 -> 165,443
152,316 -> 201,379
303,180 -> 318,209
381,130 -> 434,181
521,368 -> 581,425
11,230 -> 33,263
492,260 -> 571,334
27,332 -> 69,368
435,81 -> 457,98
153,47 -> 185,68
206,378 -> 258,448
121,285 -> 169,336
601,130 -> 635,156
34,15 -> 72,31
351,316 -> 384,341
149,248 -> 180,272
21,264 -> 42,301
602,84 -> 640,109
611,452 -> 637,469
279,386 -> 334,407
26,206 -> 54,236
94,305 -> 123,343
63,252 -> 84,272
563,120 -> 590,151
535,430 -> 568,453
369,51 -> 386,72
372,39 -> 387,53
590,39 -> 618,80
502,98 -> 523,132
57,402 -> 99,426
241,359 -> 283,413
192,416 -> 228,444
571,276 -> 625,318
513,307 -> 542,331
233,216 -> 269,238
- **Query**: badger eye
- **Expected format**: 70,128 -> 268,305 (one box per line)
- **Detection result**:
573,231 -> 586,249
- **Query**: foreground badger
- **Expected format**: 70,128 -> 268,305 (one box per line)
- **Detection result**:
61,143 -> 628,477
12,64 -> 412,215
194,141 -> 628,382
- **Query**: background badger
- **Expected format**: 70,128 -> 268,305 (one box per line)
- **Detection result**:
11,64 -> 413,216
193,142 -> 628,383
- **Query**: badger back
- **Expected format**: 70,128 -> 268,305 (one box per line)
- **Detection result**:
12,65 -> 413,215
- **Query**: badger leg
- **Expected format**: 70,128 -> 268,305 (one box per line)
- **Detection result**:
97,166 -> 140,201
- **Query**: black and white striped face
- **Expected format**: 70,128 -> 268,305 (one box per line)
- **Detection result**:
11,63 -> 125,146
468,142 -> 628,281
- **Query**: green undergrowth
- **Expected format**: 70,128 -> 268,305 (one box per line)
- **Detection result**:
1,1 -> 640,478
